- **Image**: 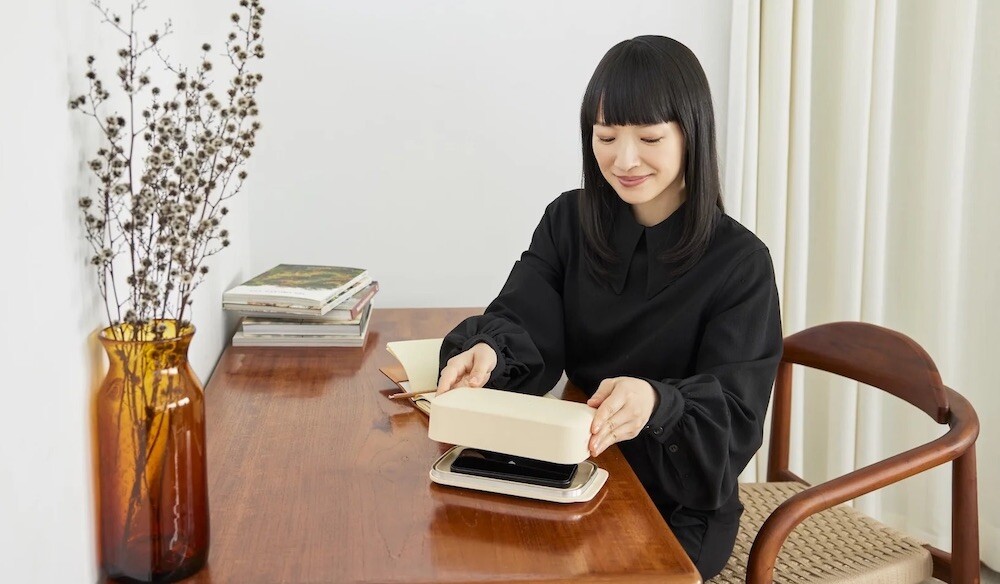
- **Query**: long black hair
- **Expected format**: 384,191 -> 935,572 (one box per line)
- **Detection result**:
579,35 -> 724,286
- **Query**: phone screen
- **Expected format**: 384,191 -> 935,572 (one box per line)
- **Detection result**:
450,448 -> 577,488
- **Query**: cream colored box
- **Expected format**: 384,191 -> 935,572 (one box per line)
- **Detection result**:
428,387 -> 596,465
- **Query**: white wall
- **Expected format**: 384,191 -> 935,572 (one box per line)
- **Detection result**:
248,0 -> 734,307
0,0 -> 249,581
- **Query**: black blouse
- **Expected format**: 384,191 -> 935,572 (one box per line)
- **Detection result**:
438,189 -> 782,573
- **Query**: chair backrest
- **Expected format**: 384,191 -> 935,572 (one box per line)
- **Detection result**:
760,321 -> 980,583
780,321 -> 949,421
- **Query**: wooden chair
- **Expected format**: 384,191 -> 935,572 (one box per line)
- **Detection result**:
711,322 -> 980,584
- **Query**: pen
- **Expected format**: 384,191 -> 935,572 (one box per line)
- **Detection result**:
389,388 -> 437,399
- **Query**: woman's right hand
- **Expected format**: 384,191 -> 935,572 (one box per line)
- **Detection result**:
436,342 -> 498,395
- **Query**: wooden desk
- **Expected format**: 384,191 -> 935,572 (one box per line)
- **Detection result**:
184,307 -> 700,583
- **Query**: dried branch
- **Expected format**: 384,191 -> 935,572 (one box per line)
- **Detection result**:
71,0 -> 265,340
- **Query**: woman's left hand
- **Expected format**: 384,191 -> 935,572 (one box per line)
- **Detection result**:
586,377 -> 658,457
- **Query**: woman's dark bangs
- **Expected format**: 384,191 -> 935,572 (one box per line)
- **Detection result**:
585,48 -> 677,127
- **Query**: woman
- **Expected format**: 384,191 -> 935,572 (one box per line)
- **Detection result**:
435,35 -> 782,580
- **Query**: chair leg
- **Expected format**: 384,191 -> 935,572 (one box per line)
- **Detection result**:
952,444 -> 979,584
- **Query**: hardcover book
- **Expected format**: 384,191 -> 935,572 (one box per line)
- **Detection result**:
232,304 -> 373,347
224,272 -> 372,316
232,281 -> 379,322
242,300 -> 376,336
223,264 -> 369,309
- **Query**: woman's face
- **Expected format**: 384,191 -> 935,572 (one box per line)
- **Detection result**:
592,118 -> 686,225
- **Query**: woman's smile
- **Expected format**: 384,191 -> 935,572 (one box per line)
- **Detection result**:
616,174 -> 651,187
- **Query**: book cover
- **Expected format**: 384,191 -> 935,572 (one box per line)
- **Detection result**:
224,275 -> 373,316
242,303 -> 372,335
232,305 -> 373,347
242,317 -> 362,335
223,264 -> 369,308
232,332 -> 369,347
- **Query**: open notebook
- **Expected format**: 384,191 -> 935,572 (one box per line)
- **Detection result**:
381,338 -> 445,415
381,338 -> 561,415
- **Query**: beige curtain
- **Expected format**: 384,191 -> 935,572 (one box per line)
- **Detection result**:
726,0 -> 999,569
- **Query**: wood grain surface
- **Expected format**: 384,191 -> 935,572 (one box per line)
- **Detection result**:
171,307 -> 700,583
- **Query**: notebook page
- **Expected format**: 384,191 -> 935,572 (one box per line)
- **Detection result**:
385,338 -> 444,392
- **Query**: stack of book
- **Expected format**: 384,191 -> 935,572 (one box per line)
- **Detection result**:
223,264 -> 378,347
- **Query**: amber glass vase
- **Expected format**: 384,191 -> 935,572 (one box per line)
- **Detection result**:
96,320 -> 209,583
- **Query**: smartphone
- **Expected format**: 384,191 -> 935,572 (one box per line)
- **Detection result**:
450,448 -> 578,489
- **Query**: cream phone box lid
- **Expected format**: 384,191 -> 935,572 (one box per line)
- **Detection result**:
429,387 -> 596,465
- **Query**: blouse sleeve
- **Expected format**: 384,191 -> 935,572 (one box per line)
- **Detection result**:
438,200 -> 566,397
639,247 -> 783,510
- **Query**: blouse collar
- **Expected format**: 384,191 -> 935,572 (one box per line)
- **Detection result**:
608,197 -> 689,298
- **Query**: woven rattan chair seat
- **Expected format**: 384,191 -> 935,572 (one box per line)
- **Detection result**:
709,482 -> 933,583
